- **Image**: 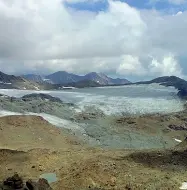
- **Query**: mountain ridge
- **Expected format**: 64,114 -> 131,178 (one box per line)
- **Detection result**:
134,76 -> 187,98
2,71 -> 187,99
23,71 -> 131,85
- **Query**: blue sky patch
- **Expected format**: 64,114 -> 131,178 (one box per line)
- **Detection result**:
64,0 -> 109,12
64,0 -> 186,14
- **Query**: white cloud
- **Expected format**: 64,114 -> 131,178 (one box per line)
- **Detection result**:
116,55 -> 146,76
0,0 -> 186,79
149,55 -> 182,77
0,0 -> 145,60
175,11 -> 183,15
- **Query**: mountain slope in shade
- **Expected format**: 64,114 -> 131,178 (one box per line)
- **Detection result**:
45,71 -> 130,85
0,71 -> 24,83
135,76 -> 187,89
46,71 -> 82,84
63,79 -> 102,88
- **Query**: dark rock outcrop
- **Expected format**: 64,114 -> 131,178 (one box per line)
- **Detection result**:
3,174 -> 24,189
168,124 -> 187,131
22,94 -> 62,103
177,89 -> 187,99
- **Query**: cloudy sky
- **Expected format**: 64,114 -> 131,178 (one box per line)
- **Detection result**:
0,0 -> 186,80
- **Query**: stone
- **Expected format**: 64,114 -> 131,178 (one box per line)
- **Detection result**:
109,177 -> 116,186
0,174 -> 52,190
3,174 -> 24,189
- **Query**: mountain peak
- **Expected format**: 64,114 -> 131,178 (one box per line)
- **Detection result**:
83,72 -> 129,85
85,72 -> 98,76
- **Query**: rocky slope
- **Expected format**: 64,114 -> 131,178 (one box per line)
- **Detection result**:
0,93 -> 75,121
22,74 -> 44,83
0,71 -> 42,90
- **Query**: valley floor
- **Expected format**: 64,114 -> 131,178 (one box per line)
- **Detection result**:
0,115 -> 187,190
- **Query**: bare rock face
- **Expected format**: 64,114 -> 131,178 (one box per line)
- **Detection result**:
22,93 -> 62,103
3,174 -> 24,189
0,174 -> 52,190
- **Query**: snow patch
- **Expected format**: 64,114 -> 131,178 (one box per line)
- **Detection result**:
62,86 -> 76,89
0,81 -> 12,85
174,138 -> 182,143
0,110 -> 22,117
34,86 -> 40,90
180,182 -> 187,190
43,78 -> 50,81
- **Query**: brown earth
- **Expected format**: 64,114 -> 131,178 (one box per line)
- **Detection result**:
0,115 -> 187,190
114,112 -> 187,141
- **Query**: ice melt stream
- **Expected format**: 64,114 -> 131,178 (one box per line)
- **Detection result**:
0,110 -> 85,134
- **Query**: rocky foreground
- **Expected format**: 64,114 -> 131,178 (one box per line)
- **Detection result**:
0,173 -> 52,190
0,114 -> 187,189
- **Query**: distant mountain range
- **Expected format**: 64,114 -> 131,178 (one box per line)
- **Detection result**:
23,71 -> 131,85
2,70 -> 187,98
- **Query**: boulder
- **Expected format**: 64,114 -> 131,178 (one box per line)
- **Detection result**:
26,178 -> 52,190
